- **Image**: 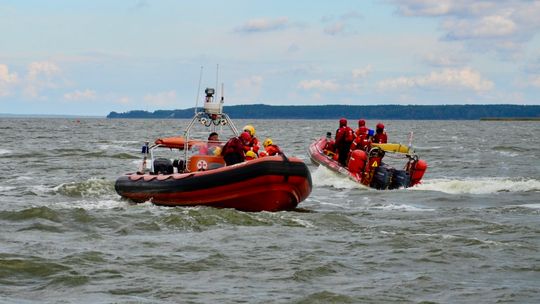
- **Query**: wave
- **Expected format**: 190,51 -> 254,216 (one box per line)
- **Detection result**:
412,177 -> 540,194
0,148 -> 11,155
54,178 -> 115,198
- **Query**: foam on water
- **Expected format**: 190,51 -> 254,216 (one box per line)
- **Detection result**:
370,203 -> 435,212
412,177 -> 540,194
51,199 -> 130,210
53,177 -> 115,198
0,148 -> 11,155
311,166 -> 364,190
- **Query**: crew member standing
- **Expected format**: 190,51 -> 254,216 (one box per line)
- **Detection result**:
372,123 -> 388,144
335,118 -> 354,166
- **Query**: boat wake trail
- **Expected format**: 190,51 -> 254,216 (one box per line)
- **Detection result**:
412,177 -> 540,194
311,166 -> 362,190
54,178 -> 115,198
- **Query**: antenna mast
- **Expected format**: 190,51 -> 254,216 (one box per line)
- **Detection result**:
194,66 -> 203,114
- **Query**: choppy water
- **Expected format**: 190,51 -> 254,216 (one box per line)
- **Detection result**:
1,118 -> 539,303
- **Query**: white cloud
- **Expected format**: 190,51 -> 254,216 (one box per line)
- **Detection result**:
352,65 -> 372,79
234,76 -> 264,102
118,96 -> 131,104
528,76 -> 540,88
324,22 -> 345,36
64,89 -> 96,101
298,79 -> 340,91
24,61 -> 62,98
0,64 -> 19,97
143,90 -> 177,106
377,68 -> 494,92
444,15 -> 516,39
391,0 -> 540,56
235,17 -> 290,33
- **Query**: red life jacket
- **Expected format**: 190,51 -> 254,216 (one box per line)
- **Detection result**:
336,126 -> 354,144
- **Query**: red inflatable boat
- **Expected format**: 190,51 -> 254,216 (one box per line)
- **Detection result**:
309,137 -> 427,190
115,87 -> 312,212
115,154 -> 311,212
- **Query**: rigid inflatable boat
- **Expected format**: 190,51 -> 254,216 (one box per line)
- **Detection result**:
115,87 -> 312,212
309,136 -> 427,190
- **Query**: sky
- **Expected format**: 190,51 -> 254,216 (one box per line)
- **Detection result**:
1,0 -> 539,116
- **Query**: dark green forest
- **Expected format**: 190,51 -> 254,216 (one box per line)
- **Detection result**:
107,104 -> 539,120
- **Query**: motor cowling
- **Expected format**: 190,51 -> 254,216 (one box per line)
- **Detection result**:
348,150 -> 367,177
410,159 -> 427,186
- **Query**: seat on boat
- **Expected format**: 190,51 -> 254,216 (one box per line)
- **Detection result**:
187,155 -> 225,172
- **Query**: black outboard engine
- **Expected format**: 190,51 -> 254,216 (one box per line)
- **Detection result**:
370,165 -> 392,190
153,158 -> 173,175
389,169 -> 411,189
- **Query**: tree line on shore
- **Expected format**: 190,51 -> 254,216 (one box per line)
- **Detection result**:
107,104 -> 539,120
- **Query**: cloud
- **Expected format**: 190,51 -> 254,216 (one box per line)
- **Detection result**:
143,90 -> 177,106
324,22 -> 346,36
64,89 -> 96,101
0,64 -> 19,97
298,79 -> 340,91
234,76 -> 264,102
377,68 -> 494,92
235,17 -> 290,33
352,65 -> 373,79
24,61 -> 62,98
421,52 -> 467,67
390,0 -> 540,56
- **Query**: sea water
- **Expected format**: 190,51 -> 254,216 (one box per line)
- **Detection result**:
0,118 -> 539,303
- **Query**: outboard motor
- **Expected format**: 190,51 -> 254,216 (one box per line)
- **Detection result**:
153,158 -> 174,175
389,169 -> 411,189
370,165 -> 392,190
409,159 -> 427,186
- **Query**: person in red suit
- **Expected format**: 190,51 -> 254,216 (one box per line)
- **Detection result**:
221,132 -> 251,165
350,119 -> 370,151
372,123 -> 388,144
242,125 -> 260,155
261,138 -> 283,156
335,118 -> 354,166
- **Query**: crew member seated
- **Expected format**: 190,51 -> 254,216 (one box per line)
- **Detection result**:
242,125 -> 260,156
323,132 -> 336,157
261,138 -> 283,156
221,132 -> 251,165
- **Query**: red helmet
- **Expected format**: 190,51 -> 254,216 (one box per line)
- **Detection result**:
376,123 -> 384,129
240,132 -> 251,143
358,119 -> 366,127
339,118 -> 347,126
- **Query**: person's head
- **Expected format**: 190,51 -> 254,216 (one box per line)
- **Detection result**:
243,125 -> 256,137
326,132 -> 332,139
339,118 -> 347,127
240,132 -> 252,144
208,132 -> 219,141
263,138 -> 273,148
376,123 -> 385,134
358,119 -> 366,127
245,150 -> 257,160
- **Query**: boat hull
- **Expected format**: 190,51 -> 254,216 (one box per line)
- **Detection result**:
115,155 -> 312,212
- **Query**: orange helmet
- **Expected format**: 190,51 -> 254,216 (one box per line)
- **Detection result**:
376,123 -> 384,129
358,119 -> 366,127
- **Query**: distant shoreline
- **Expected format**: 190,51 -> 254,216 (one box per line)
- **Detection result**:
107,104 -> 540,120
480,117 -> 540,121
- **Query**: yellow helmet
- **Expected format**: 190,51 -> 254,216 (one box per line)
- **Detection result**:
263,138 -> 273,148
243,125 -> 255,136
245,150 -> 257,159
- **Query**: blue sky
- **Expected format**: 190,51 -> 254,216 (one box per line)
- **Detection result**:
1,0 -> 539,116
